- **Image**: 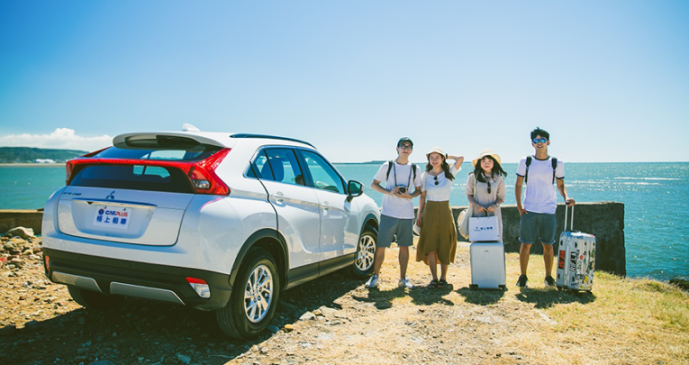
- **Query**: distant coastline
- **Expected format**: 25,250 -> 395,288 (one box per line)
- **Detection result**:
0,163 -> 66,167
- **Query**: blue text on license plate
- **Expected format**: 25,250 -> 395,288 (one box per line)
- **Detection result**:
93,206 -> 131,229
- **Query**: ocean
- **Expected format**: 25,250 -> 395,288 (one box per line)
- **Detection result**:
1,162 -> 687,282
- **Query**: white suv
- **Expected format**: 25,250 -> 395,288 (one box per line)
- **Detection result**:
41,131 -> 379,338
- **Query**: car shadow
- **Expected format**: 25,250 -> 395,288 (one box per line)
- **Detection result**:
2,270 -> 364,365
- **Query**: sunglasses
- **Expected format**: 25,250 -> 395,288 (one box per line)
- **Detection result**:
487,180 -> 491,194
532,138 -> 547,144
433,176 -> 439,185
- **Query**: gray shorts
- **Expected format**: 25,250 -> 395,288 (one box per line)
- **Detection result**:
377,215 -> 414,248
519,211 -> 557,245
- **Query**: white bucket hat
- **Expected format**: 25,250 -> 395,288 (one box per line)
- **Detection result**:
471,148 -> 502,167
426,146 -> 447,159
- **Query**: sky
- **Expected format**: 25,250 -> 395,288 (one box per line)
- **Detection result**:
1,1 -> 688,163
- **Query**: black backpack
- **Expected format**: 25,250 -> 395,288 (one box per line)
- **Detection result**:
525,156 -> 558,184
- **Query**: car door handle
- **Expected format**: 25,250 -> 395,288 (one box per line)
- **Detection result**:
273,192 -> 285,203
323,201 -> 330,210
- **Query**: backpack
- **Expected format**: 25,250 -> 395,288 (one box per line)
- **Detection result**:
386,160 -> 417,184
525,156 -> 558,184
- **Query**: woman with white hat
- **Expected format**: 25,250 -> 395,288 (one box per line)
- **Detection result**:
466,149 -> 507,242
415,147 -> 464,288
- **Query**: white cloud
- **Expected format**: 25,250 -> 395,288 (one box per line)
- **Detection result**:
0,128 -> 113,152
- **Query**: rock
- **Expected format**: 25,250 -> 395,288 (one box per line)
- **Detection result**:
8,227 -> 34,239
267,325 -> 280,333
175,353 -> 191,364
299,312 -> 316,321
260,347 -> 269,355
284,324 -> 295,332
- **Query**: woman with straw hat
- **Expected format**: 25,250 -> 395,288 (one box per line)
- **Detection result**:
466,149 -> 507,242
415,147 -> 464,288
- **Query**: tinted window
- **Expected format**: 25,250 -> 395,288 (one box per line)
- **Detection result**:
70,165 -> 193,193
95,145 -> 221,162
257,148 -> 306,187
301,151 -> 345,194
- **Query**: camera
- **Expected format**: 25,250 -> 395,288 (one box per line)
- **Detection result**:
397,186 -> 407,194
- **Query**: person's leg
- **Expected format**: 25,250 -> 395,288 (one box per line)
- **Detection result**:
519,243 -> 532,275
370,215 -> 395,282
519,212 -> 537,275
540,213 -> 558,279
373,247 -> 386,276
427,250 -> 438,281
399,246 -> 409,280
396,219 -> 414,280
440,263 -> 449,282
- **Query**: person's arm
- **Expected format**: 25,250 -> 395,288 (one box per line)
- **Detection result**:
416,191 -> 427,226
465,174 -> 485,212
371,179 -> 397,196
448,154 -> 464,170
515,175 -> 526,216
556,178 -> 575,206
487,176 -> 506,213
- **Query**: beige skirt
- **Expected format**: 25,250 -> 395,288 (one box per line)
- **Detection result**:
416,200 -> 457,265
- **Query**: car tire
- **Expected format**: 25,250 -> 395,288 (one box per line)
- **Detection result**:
67,285 -> 120,310
216,248 -> 280,339
350,227 -> 377,278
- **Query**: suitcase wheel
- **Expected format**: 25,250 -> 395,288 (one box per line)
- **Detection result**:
469,284 -> 478,290
499,285 -> 506,291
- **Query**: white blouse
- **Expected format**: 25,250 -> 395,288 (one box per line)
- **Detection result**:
421,165 -> 460,202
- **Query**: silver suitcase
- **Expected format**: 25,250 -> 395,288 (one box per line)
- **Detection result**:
470,241 -> 506,290
556,206 -> 596,292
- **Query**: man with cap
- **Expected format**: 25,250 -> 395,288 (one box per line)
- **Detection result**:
515,127 -> 575,288
366,137 -> 423,289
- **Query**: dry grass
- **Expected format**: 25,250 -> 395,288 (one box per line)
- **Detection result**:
242,240 -> 689,365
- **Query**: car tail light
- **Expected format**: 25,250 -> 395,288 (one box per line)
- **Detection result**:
186,277 -> 211,298
44,255 -> 50,272
65,148 -> 232,195
66,147 -> 111,185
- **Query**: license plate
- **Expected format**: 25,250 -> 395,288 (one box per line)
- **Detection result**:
93,206 -> 131,230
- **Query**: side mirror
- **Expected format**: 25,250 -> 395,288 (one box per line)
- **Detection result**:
346,180 -> 363,202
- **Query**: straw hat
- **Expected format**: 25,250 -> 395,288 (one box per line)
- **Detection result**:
426,146 -> 447,159
471,148 -> 502,167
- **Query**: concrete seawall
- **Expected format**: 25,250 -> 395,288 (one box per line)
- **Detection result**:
1,202 -> 626,276
428,202 -> 626,276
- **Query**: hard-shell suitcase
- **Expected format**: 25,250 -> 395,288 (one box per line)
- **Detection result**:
556,205 -> 596,292
470,241 -> 506,290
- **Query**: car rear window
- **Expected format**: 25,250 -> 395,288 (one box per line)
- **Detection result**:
70,165 -> 194,193
93,145 -> 221,161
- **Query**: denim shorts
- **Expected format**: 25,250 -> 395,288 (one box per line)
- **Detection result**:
377,215 -> 414,248
519,211 -> 557,245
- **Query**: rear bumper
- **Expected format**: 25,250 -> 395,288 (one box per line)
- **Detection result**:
42,248 -> 232,311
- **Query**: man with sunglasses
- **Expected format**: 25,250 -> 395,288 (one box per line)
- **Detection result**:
366,137 -> 423,289
515,127 -> 575,288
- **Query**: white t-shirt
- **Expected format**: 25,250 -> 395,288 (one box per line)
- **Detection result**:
516,156 -> 565,214
421,165 -> 461,202
373,161 -> 423,219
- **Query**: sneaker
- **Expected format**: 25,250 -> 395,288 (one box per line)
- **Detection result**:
516,274 -> 528,288
365,274 -> 379,288
398,277 -> 414,289
544,276 -> 556,287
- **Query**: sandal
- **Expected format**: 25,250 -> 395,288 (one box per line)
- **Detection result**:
427,280 -> 439,289
438,279 -> 448,288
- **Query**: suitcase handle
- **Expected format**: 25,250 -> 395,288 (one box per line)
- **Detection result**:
564,204 -> 574,231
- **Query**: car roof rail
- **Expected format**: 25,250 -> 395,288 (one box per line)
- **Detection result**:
229,133 -> 316,148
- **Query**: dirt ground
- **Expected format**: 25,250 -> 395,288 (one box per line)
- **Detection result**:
0,233 -> 623,365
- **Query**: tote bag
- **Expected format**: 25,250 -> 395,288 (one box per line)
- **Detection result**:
457,205 -> 472,239
469,214 -> 500,242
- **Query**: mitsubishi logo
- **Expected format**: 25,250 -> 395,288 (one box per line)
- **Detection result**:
106,191 -> 116,200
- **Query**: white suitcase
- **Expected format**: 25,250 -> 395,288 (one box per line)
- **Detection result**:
470,241 -> 506,290
556,206 -> 596,292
